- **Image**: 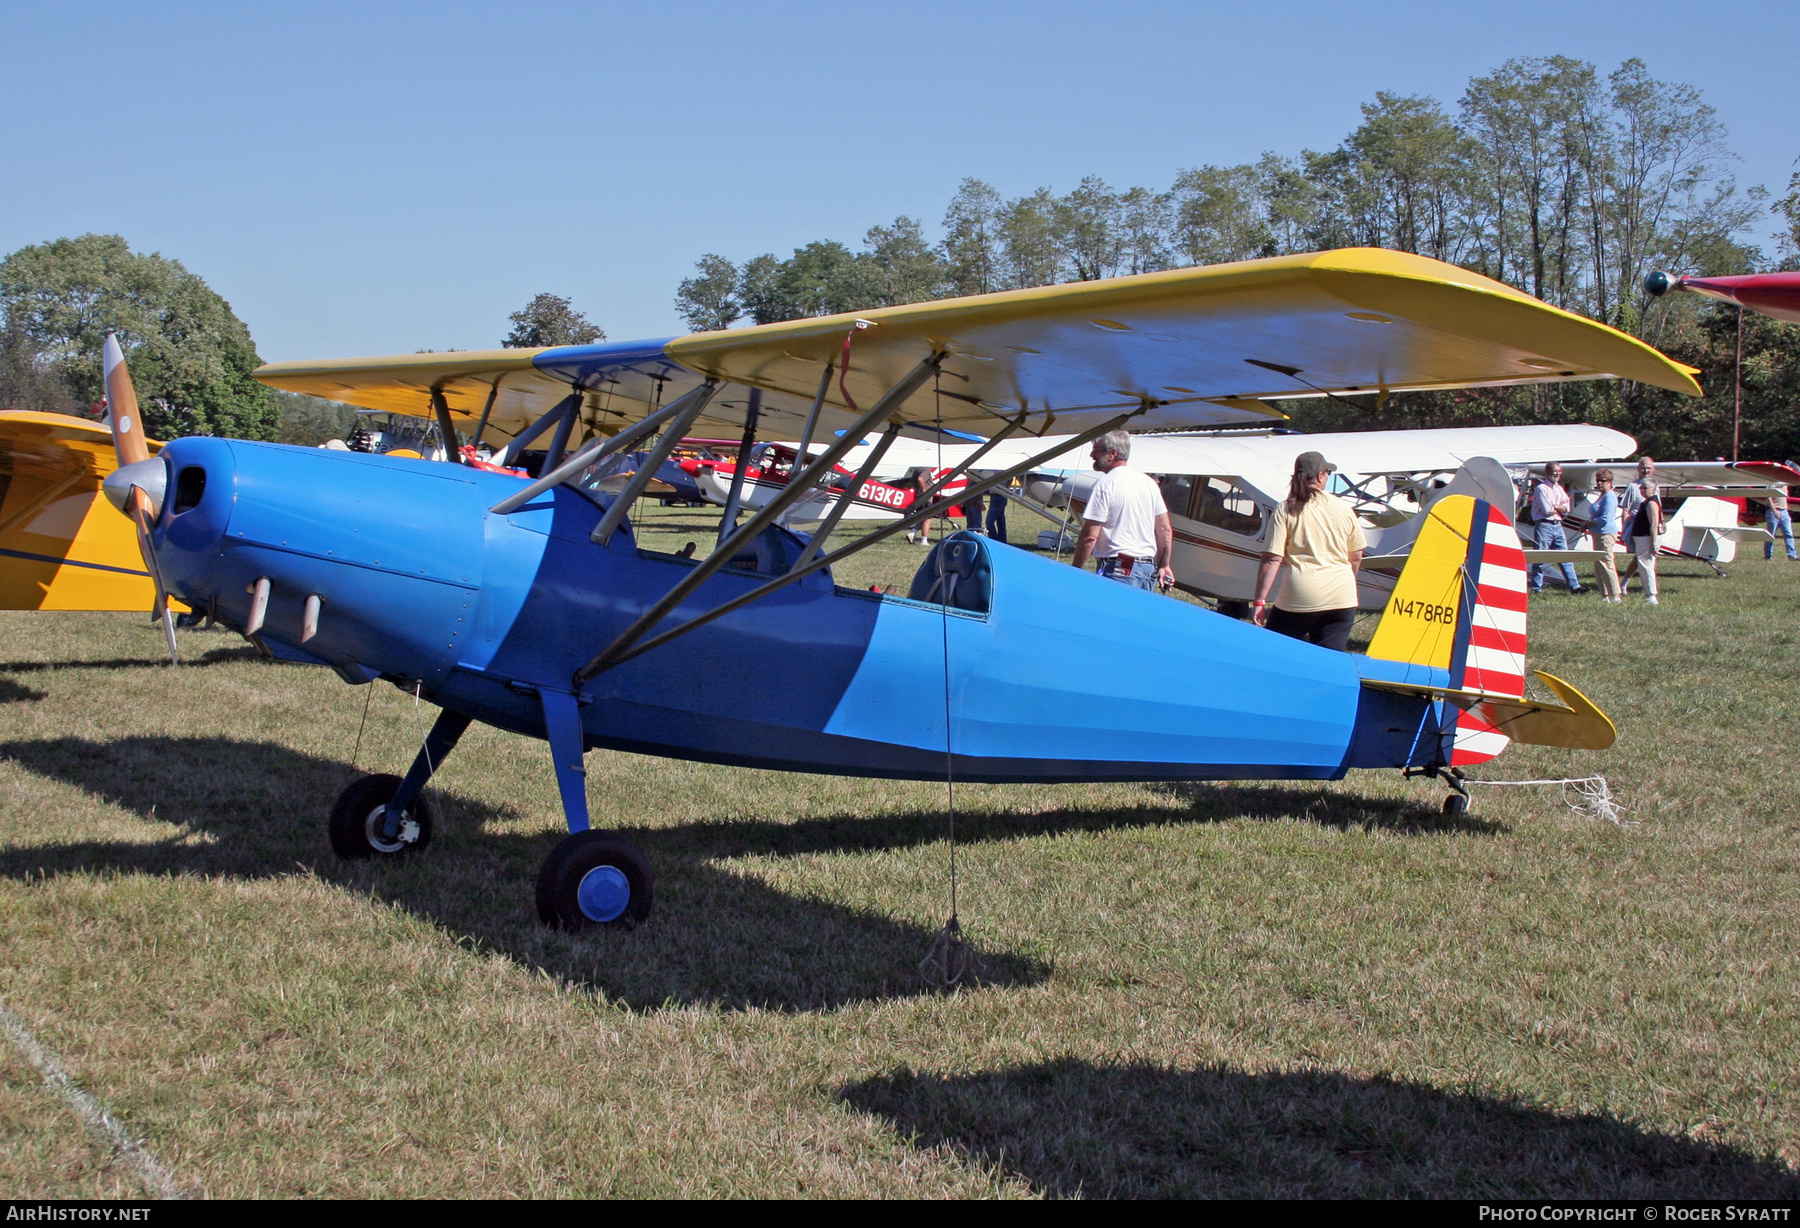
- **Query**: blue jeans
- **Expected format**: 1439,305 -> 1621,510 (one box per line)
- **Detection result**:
1531,520 -> 1582,591
1099,557 -> 1156,589
984,492 -> 1007,541
1767,509 -> 1795,560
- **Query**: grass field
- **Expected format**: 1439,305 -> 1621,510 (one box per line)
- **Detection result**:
0,505 -> 1796,1198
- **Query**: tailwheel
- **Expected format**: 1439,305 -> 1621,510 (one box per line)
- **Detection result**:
536,830 -> 654,930
329,773 -> 434,859
1442,792 -> 1470,818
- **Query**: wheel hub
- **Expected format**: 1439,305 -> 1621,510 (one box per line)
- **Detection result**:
364,805 -> 420,854
576,865 -> 630,923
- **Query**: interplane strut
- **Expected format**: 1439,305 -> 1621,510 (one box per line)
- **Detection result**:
573,352 -> 947,683
586,408 -> 1141,677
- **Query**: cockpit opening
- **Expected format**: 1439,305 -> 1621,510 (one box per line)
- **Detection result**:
908,532 -> 991,614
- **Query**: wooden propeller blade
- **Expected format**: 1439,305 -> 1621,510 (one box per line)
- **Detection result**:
101,333 -> 150,468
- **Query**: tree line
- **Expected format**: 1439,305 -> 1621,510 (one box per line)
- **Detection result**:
676,55 -> 1800,460
0,235 -> 611,443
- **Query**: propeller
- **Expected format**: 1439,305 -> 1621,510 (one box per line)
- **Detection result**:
99,333 -> 179,664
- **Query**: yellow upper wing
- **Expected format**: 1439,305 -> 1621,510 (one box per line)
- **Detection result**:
254,248 -> 1702,446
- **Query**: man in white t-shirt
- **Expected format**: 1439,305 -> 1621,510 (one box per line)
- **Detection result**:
1070,430 -> 1174,591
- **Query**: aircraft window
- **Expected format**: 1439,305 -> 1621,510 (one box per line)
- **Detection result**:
1158,473 -> 1198,520
172,466 -> 206,514
1193,478 -> 1265,538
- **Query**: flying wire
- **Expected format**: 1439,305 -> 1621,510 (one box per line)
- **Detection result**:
921,366 -> 976,989
349,681 -> 375,775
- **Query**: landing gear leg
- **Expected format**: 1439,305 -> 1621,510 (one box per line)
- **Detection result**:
329,708 -> 471,858
1440,768 -> 1470,818
533,689 -> 654,929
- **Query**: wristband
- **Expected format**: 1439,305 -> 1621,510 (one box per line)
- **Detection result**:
1253,600 -> 1266,608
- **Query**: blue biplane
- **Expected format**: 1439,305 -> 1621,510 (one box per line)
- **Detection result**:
94,249 -> 1698,929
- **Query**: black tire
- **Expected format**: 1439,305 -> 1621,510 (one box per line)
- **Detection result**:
1443,793 -> 1470,818
328,773 -> 434,859
535,830 -> 654,930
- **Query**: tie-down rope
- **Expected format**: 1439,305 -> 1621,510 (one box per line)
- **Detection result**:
1462,775 -> 1632,826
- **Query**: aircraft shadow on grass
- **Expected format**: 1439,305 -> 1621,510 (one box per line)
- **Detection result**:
0,735 -> 1486,1011
840,1059 -> 1800,1199
0,645 -> 262,675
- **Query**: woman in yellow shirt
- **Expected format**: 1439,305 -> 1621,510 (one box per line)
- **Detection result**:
1251,451 -> 1366,651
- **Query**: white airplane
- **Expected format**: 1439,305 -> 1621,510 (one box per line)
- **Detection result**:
1031,424 -> 1637,611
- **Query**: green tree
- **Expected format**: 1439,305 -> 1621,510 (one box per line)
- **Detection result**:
502,293 -> 604,347
738,254 -> 787,325
1171,164 -> 1270,266
0,233 -> 278,439
1057,176 -> 1122,281
997,188 -> 1064,289
674,254 -> 742,331
273,389 -> 360,446
1117,186 -> 1173,274
863,217 -> 947,305
941,179 -> 1003,297
1775,170 -> 1800,269
771,241 -> 884,319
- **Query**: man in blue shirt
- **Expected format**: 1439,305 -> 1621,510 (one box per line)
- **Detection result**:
1528,463 -> 1585,595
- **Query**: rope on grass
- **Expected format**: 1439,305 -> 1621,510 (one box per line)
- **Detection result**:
1462,775 -> 1633,826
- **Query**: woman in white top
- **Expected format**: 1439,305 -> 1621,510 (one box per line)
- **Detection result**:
1252,451 -> 1366,651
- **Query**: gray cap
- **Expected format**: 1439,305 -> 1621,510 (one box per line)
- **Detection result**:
1295,451 -> 1337,478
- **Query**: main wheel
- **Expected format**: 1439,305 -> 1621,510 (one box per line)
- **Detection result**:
536,831 -> 654,930
329,773 -> 434,859
1442,792 -> 1469,818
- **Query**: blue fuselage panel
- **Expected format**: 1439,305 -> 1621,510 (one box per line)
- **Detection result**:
148,441 -> 1432,784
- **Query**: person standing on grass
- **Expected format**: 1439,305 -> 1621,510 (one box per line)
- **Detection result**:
1590,470 -> 1624,603
1070,430 -> 1174,591
1619,456 -> 1657,592
983,484 -> 1009,543
1765,488 -> 1796,561
1627,473 -> 1665,605
1252,451 -> 1366,651
1528,462 -> 1585,595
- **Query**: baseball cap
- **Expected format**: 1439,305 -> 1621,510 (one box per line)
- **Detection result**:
1295,451 -> 1337,477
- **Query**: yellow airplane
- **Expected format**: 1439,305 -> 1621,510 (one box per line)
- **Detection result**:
0,409 -> 186,615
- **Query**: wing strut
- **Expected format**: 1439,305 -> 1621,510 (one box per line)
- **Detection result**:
789,362 -> 836,490
573,351 -> 946,684
716,388 -> 762,544
430,390 -> 466,465
498,393 -> 579,467
590,381 -> 722,545
582,407 -> 1140,678
790,422 -> 904,570
489,380 -> 720,517
791,408 -> 1031,573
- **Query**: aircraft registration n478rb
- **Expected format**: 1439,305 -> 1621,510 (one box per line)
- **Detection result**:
100,249 -> 1700,930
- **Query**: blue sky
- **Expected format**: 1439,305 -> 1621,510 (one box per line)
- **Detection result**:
2,0 -> 1794,361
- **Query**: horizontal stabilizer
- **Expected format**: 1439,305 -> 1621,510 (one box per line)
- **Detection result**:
1362,670 -> 1615,751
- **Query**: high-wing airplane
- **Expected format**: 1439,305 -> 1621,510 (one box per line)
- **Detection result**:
92,248 -> 1699,931
1026,423 -> 1638,612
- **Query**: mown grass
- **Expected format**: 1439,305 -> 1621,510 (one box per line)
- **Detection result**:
0,507 -> 1795,1197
